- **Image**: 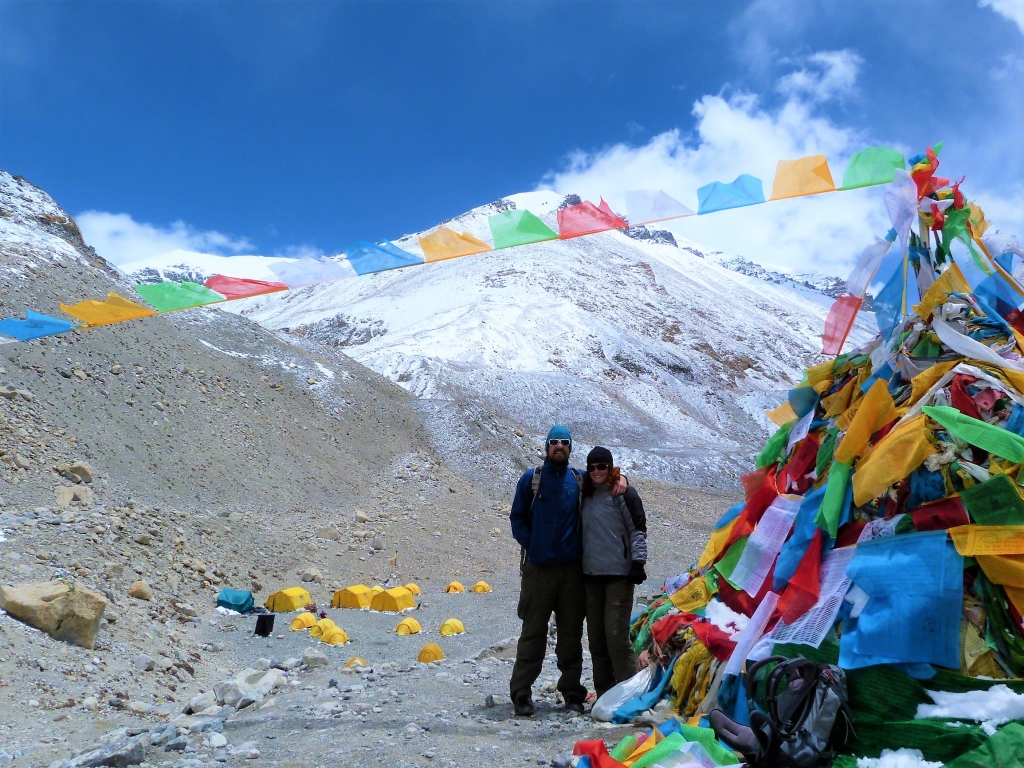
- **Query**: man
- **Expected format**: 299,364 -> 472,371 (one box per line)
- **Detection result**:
508,425 -> 626,716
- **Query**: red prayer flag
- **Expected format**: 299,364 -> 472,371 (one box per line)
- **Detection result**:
573,740 -> 628,768
910,497 -> 970,531
822,294 -> 862,355
204,274 -> 289,301
557,198 -> 628,239
777,530 -> 825,623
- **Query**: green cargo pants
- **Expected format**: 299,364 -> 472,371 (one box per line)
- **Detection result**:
509,561 -> 587,705
584,576 -> 636,699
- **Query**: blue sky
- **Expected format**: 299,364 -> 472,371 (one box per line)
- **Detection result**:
2,1 -> 1022,274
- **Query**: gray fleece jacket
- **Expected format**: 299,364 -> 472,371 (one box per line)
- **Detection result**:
580,486 -> 648,576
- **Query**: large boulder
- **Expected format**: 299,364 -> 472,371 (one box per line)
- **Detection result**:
0,581 -> 107,649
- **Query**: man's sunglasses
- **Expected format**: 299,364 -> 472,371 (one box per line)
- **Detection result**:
548,438 -> 571,447
588,463 -> 610,471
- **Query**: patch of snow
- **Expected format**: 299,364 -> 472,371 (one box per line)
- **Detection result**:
916,684 -> 1024,729
119,249 -> 298,284
704,598 -> 750,636
315,362 -> 335,379
198,340 -> 252,359
855,748 -> 942,768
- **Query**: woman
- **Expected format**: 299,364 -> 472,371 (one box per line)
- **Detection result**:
580,446 -> 648,702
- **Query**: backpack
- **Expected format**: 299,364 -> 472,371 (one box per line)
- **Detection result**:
519,464 -> 583,572
708,655 -> 855,768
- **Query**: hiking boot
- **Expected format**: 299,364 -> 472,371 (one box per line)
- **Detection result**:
564,699 -> 585,715
513,696 -> 536,717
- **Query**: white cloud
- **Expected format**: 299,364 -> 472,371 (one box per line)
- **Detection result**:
776,50 -> 863,103
979,0 -> 1024,34
75,211 -> 254,265
538,74 -> 892,278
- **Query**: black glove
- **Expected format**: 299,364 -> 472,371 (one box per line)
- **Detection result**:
629,561 -> 647,585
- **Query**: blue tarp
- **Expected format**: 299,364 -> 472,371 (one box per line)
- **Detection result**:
0,310 -> 77,341
697,174 -> 765,214
839,530 -> 963,670
216,588 -> 255,614
344,241 -> 424,276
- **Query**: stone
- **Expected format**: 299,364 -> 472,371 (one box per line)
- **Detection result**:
253,668 -> 286,695
72,486 -> 93,505
150,725 -> 176,747
13,454 -> 31,470
188,691 -> 216,714
371,536 -> 385,551
174,602 -> 198,617
103,562 -> 124,579
302,648 -> 330,669
213,680 -> 249,707
67,737 -> 145,767
54,487 -> 76,507
315,528 -> 340,541
0,581 -> 106,649
127,580 -> 152,600
209,733 -> 227,748
68,461 -> 94,483
164,736 -> 187,752
355,510 -> 369,524
133,654 -> 155,672
133,533 -> 152,546
299,567 -> 322,583
236,690 -> 264,710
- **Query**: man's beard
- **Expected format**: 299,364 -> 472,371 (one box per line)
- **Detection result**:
548,451 -> 569,465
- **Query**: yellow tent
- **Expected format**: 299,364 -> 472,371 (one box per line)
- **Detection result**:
396,617 -> 422,635
309,618 -> 337,638
264,586 -> 311,612
471,581 -> 491,593
418,228 -> 492,263
769,155 -> 836,200
417,643 -> 444,663
289,612 -> 317,630
370,587 -> 415,613
321,627 -> 349,645
370,585 -> 385,595
440,618 -> 465,636
332,585 -> 372,609
405,583 -> 421,596
59,292 -> 157,328
345,657 -> 368,668
445,581 -> 465,593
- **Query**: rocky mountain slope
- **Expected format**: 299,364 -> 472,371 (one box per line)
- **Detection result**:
220,190 -> 876,486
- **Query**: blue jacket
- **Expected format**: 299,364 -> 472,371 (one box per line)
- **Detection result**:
509,460 -> 583,566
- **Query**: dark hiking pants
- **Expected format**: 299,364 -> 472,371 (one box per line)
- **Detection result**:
509,561 -> 587,705
584,576 -> 636,699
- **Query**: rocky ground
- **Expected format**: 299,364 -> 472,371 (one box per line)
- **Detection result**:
0,171 -> 743,766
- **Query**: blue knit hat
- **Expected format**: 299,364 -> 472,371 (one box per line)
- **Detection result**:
546,425 -> 571,445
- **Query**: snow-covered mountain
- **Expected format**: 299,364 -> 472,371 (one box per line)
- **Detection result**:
119,249 -> 300,284
129,189 -> 867,485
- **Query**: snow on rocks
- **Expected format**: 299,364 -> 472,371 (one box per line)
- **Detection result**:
915,684 -> 1024,734
855,748 -> 943,768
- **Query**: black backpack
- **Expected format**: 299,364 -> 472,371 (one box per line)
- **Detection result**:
709,655 -> 855,768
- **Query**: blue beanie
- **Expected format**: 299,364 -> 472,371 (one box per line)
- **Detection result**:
546,425 -> 571,444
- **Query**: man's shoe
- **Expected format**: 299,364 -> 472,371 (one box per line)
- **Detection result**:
514,697 -> 536,717
564,700 -> 585,715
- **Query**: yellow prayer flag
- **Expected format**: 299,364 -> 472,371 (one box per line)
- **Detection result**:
59,292 -> 157,328
909,361 -> 958,406
766,401 -> 798,427
419,228 -> 492,263
948,525 -> 1024,556
822,379 -> 856,418
769,155 -> 836,200
913,263 -> 970,320
696,521 -> 736,569
669,575 -> 712,613
834,379 -> 898,464
852,414 -> 936,506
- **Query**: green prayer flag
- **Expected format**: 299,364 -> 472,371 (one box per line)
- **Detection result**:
757,421 -> 795,469
840,146 -> 906,190
960,473 -> 1024,526
678,724 -> 741,766
134,281 -> 225,313
943,723 -> 1024,768
632,732 -> 685,768
488,209 -> 557,249
816,429 -> 837,478
815,460 -> 851,537
713,535 -> 749,588
923,405 -> 1024,464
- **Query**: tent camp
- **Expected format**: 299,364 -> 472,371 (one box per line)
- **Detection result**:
216,588 -> 254,614
440,618 -> 465,636
264,587 -> 311,612
396,617 -> 422,635
405,583 -> 421,596
320,627 -> 349,645
290,612 -> 316,631
309,618 -> 337,639
417,643 -> 444,663
369,587 -> 415,613
444,581 -> 465,593
332,585 -> 372,609
471,581 -> 491,593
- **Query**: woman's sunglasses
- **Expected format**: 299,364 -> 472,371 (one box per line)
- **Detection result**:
548,439 -> 571,447
588,463 -> 610,471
